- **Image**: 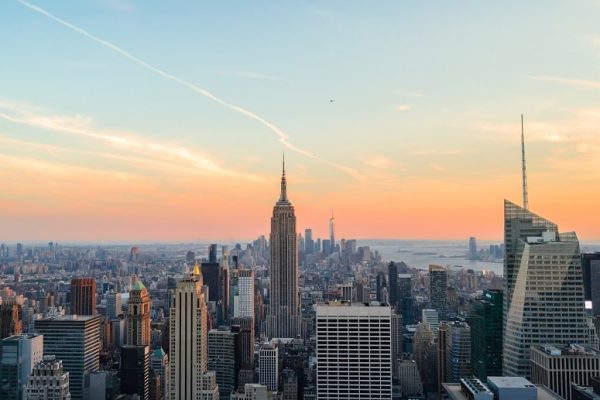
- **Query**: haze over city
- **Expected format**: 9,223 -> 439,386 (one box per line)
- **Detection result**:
2,1 -> 600,242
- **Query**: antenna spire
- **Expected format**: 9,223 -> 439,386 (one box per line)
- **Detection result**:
521,114 -> 529,210
279,153 -> 288,202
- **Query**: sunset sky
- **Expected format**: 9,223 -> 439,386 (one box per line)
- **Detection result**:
2,1 -> 600,242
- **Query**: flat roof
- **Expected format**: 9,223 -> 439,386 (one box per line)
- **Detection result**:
487,376 -> 536,389
316,302 -> 391,316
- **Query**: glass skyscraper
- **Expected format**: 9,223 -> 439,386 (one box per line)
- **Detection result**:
503,200 -> 588,377
470,289 -> 503,380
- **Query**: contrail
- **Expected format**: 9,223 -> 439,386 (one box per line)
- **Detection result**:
17,0 -> 362,179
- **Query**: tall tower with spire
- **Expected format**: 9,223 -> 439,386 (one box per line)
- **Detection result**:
266,156 -> 301,339
169,261 -> 218,399
329,209 -> 336,253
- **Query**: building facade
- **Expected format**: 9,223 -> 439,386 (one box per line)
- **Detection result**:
70,278 -> 96,316
266,161 -> 301,339
503,200 -> 589,377
0,333 -> 44,400
470,289 -> 503,380
531,344 -> 600,400
127,280 -> 151,346
24,355 -> 71,400
34,315 -> 100,400
316,303 -> 392,399
429,265 -> 447,318
258,343 -> 278,393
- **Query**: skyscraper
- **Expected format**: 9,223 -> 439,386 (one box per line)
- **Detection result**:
23,355 -> 71,400
388,262 -> 398,310
120,345 -> 150,400
34,315 -> 100,400
581,253 -> 600,315
304,229 -> 314,255
234,269 -> 254,319
316,303 -> 392,399
266,159 -> 300,339
503,200 -> 589,377
445,321 -> 471,383
70,278 -> 96,316
398,273 -> 414,324
151,347 -> 168,400
468,237 -> 477,260
208,327 -> 239,400
258,343 -> 278,393
329,211 -> 335,253
127,279 -> 151,346
0,333 -> 43,400
168,263 -> 217,400
470,289 -> 503,380
429,265 -> 447,318
105,291 -> 121,320
0,299 -> 22,339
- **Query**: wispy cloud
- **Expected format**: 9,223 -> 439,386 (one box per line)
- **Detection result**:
217,70 -> 286,81
16,0 -> 360,179
529,75 -> 600,90
0,100 -> 264,181
409,148 -> 470,156
363,156 -> 397,169
394,104 -> 412,112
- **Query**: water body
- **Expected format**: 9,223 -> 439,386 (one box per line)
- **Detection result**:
361,240 -> 600,277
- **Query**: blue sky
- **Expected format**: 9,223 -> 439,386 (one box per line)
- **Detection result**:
1,0 -> 600,241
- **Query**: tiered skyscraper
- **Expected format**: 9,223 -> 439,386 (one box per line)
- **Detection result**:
168,261 -> 218,399
502,200 -> 588,377
127,279 -> 151,346
266,159 -> 301,339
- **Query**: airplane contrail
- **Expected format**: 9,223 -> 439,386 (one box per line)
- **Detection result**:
16,0 -> 362,179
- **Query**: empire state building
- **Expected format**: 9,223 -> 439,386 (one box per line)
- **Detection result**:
266,158 -> 301,339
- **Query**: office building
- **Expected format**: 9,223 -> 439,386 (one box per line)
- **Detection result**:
120,345 -> 150,400
208,327 -> 239,399
151,347 -> 168,400
470,289 -> 503,380
231,317 -> 254,369
531,344 -> 600,400
234,269 -> 254,319
316,303 -> 392,399
304,229 -> 314,255
70,278 -> 96,316
429,265 -> 447,318
582,253 -> 600,315
422,309 -> 439,332
398,360 -> 424,398
391,312 -> 403,382
231,384 -> 272,400
105,291 -> 121,320
443,376 -> 562,400
168,264 -> 217,400
0,333 -> 44,400
34,315 -> 100,400
266,160 -> 301,339
503,200 -> 589,377
398,273 -> 414,324
0,299 -> 22,339
23,355 -> 71,400
259,343 -> 278,393
388,262 -> 398,310
127,279 -> 151,346
446,321 -> 471,383
469,237 -> 477,260
200,371 -> 220,399
438,322 -> 449,397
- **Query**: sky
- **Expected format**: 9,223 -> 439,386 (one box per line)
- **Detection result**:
1,0 -> 600,243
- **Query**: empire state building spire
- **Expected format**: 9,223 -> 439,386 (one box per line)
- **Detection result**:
279,153 -> 288,203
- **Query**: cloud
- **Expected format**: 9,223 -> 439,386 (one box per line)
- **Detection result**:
217,70 -> 285,81
529,75 -> 600,90
0,100 -> 264,181
394,104 -> 412,112
16,0 -> 360,179
409,148 -> 471,156
363,156 -> 397,169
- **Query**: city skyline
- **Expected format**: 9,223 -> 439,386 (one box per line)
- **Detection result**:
2,1 -> 600,242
